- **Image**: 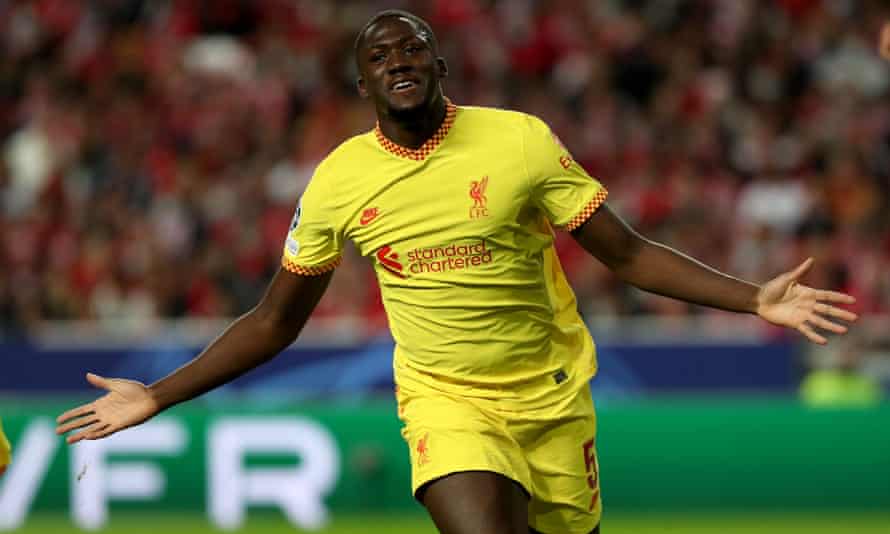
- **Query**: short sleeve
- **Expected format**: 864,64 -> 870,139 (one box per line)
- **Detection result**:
281,168 -> 343,275
524,116 -> 608,231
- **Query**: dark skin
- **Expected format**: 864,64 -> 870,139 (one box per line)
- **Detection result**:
356,16 -> 448,149
422,472 -> 530,534
572,205 -> 856,343
56,13 -> 856,534
55,269 -> 332,439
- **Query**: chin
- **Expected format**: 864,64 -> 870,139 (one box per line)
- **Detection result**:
387,100 -> 425,118
385,93 -> 432,119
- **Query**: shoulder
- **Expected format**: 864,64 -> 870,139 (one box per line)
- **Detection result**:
452,106 -> 552,155
312,131 -> 378,182
457,105 -> 545,133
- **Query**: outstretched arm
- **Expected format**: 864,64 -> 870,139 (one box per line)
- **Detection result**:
571,204 -> 857,344
56,269 -> 332,444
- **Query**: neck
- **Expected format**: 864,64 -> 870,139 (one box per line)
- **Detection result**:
377,94 -> 448,149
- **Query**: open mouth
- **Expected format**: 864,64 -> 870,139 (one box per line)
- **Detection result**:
390,79 -> 419,93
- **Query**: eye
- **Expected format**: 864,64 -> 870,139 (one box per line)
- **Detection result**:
405,44 -> 422,54
370,52 -> 385,63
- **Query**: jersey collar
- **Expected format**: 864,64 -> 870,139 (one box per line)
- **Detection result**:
374,98 -> 457,161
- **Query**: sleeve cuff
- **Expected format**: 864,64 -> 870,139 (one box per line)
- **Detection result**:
564,188 -> 608,232
282,256 -> 342,275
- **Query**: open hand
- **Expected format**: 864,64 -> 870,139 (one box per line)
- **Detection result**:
756,258 -> 857,345
881,22 -> 890,60
56,373 -> 160,444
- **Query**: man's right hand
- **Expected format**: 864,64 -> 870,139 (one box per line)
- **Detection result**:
56,373 -> 160,444
54,269 -> 331,446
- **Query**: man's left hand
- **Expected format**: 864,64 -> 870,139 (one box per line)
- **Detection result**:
756,258 -> 858,345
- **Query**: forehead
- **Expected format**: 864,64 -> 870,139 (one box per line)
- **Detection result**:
363,16 -> 430,48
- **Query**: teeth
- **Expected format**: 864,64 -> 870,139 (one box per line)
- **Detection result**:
393,81 -> 414,90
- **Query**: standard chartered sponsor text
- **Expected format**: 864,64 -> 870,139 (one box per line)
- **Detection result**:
406,240 -> 493,274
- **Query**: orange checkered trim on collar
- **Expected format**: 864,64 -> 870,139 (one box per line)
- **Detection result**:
374,99 -> 458,161
282,256 -> 341,276
565,188 -> 608,232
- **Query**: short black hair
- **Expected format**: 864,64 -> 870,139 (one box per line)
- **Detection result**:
354,9 -> 438,64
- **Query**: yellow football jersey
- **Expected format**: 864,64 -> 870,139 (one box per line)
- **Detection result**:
282,101 -> 607,408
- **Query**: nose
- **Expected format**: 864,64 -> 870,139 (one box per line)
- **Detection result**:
386,50 -> 412,74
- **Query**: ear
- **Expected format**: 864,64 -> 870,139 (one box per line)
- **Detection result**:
436,57 -> 449,79
357,77 -> 368,99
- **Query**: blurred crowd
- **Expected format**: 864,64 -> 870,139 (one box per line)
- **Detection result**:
2,0 -> 890,338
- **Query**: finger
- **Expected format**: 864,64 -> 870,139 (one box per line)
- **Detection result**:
814,303 -> 858,322
787,257 -> 814,282
57,404 -> 95,425
85,424 -> 114,441
808,315 -> 848,335
56,415 -> 100,436
86,373 -> 112,390
798,323 -> 827,345
67,429 -> 90,445
67,423 -> 111,445
817,290 -> 856,305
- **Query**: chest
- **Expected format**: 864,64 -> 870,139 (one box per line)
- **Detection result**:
341,154 -> 533,256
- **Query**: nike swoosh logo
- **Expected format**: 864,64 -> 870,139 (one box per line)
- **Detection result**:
361,211 -> 379,225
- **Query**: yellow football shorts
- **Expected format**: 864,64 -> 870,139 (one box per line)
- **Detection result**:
396,383 -> 601,534
0,419 -> 11,475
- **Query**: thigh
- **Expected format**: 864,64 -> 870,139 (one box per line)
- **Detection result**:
421,470 -> 529,534
521,388 -> 601,534
397,386 -> 532,501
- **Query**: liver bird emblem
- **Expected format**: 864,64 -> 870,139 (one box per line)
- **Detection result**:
469,176 -> 488,209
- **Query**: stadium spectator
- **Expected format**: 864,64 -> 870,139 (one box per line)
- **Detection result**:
1,0 -> 889,338
800,336 -> 884,407
878,21 -> 890,59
